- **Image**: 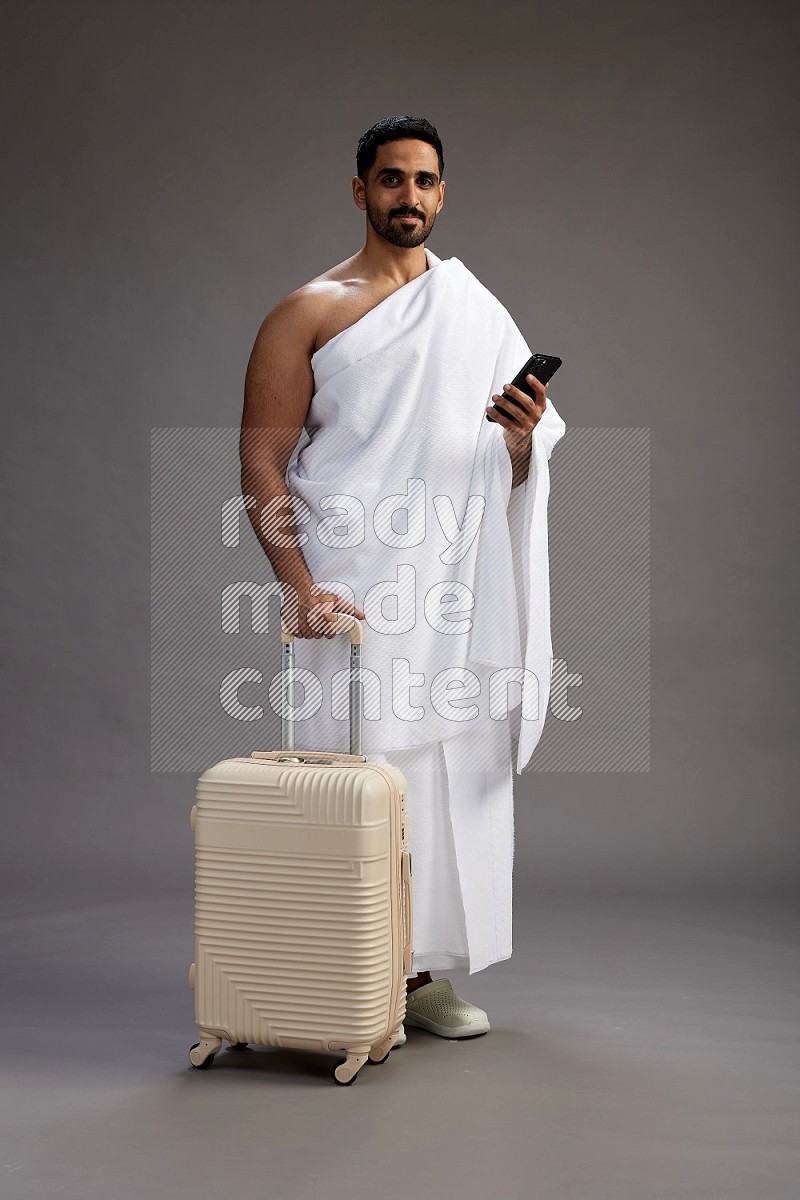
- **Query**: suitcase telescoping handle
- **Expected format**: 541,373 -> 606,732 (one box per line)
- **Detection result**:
279,613 -> 364,755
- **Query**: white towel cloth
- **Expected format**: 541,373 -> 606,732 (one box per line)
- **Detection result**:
369,714 -> 514,975
285,247 -> 566,771
282,246 -> 565,972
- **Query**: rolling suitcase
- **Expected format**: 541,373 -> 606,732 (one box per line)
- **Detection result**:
187,613 -> 413,1085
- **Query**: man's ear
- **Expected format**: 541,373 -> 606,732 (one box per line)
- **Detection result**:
352,175 -> 367,212
437,179 -> 446,213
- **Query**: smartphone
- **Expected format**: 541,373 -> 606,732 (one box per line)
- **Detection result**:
487,353 -> 562,423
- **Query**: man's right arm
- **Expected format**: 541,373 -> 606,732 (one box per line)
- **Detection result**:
239,291 -> 365,639
240,291 -> 317,599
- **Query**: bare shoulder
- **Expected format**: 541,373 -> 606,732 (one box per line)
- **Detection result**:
293,255 -> 370,349
251,258 -> 358,359
298,255 -> 399,354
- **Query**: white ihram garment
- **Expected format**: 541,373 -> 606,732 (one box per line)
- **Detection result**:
283,248 -> 566,973
369,715 -> 514,973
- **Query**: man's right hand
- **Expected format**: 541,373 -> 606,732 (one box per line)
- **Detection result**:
280,583 -> 366,640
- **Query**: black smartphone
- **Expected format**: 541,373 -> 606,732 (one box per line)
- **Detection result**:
487,353 -> 562,423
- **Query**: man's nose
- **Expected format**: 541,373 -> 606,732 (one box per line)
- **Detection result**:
398,186 -> 421,210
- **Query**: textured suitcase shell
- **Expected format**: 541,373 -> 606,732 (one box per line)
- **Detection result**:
188,617 -> 412,1085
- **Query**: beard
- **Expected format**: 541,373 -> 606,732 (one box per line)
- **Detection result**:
365,200 -> 437,248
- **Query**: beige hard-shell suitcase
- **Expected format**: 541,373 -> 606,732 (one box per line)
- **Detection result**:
188,614 -> 413,1085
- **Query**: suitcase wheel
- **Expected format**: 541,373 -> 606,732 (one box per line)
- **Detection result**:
229,1042 -> 248,1050
332,1059 -> 356,1085
332,1052 -> 370,1084
189,1039 -> 220,1069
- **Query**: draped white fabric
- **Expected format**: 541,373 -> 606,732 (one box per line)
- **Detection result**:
369,716 -> 514,975
280,247 -> 565,971
284,247 -> 566,772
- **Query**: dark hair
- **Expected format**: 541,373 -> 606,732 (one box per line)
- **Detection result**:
356,115 -> 444,183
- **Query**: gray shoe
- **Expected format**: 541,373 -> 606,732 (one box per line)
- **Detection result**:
404,978 -> 491,1038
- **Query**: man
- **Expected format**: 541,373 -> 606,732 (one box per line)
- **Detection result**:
240,116 -> 565,1041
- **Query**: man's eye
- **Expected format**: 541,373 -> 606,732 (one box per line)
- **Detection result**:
382,176 -> 434,186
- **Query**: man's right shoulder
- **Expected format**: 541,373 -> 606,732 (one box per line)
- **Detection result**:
258,268 -> 347,346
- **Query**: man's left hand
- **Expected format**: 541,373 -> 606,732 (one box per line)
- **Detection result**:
485,373 -> 547,437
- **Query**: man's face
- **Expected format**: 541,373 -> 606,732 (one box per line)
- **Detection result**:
357,139 -> 445,248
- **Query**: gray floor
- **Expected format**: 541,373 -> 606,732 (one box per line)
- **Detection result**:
2,893 -> 798,1200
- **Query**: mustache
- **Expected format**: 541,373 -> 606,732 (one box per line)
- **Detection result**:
392,209 -> 423,220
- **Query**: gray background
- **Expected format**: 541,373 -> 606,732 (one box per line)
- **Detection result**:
4,0 -> 796,912
2,3 -> 799,1196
